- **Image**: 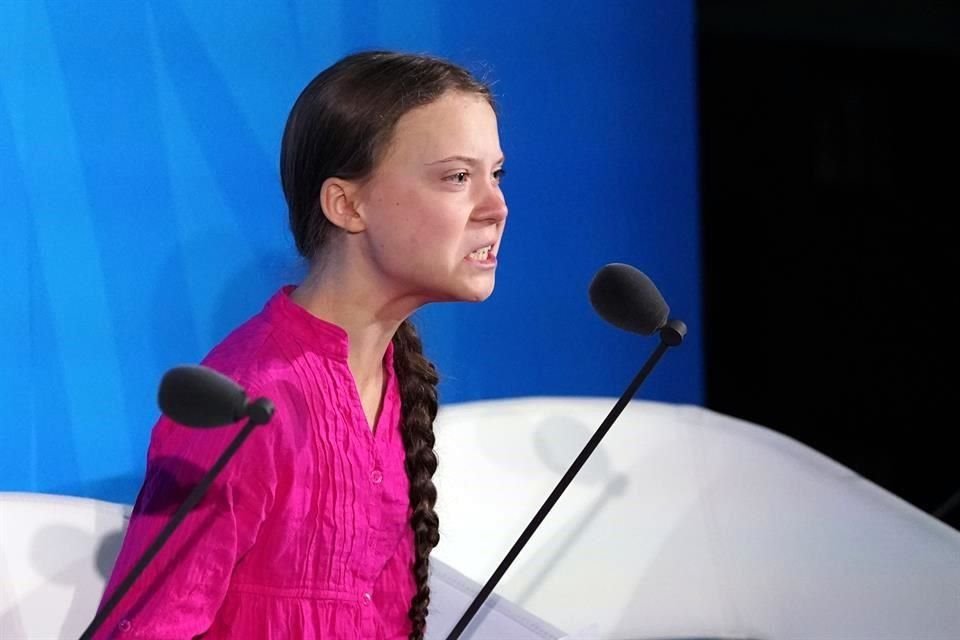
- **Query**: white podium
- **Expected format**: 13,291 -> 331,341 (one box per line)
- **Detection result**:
431,398 -> 960,639
3,398 -> 959,639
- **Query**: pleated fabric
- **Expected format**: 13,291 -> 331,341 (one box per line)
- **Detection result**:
94,286 -> 416,639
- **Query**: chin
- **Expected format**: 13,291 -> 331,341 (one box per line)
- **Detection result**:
464,291 -> 493,303
454,281 -> 496,303
428,271 -> 496,304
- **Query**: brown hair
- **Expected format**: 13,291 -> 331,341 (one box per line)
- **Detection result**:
280,50 -> 493,640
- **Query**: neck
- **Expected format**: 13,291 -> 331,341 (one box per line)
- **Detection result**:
291,253 -> 411,389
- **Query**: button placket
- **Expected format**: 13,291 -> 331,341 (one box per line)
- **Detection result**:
370,447 -> 383,485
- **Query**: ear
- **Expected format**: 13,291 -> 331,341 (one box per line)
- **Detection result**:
319,177 -> 367,234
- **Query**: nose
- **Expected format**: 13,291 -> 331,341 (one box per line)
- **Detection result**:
474,179 -> 508,223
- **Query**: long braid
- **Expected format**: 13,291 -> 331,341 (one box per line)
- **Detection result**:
391,319 -> 440,640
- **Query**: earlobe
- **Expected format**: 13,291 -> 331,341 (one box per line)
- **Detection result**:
319,177 -> 367,234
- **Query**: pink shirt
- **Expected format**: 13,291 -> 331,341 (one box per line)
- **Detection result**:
95,287 -> 416,639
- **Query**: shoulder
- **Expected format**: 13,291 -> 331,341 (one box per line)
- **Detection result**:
192,295 -> 336,440
198,295 -> 307,402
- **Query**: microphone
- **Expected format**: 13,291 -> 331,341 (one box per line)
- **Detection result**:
589,263 -> 669,335
445,264 -> 685,640
159,365 -> 274,427
79,366 -> 274,640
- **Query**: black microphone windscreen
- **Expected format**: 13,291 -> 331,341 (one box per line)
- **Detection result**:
589,263 -> 670,335
158,365 -> 248,428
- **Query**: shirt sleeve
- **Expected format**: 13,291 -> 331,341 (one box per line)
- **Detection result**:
92,400 -> 279,639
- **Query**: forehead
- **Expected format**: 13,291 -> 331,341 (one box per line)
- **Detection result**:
381,91 -> 501,162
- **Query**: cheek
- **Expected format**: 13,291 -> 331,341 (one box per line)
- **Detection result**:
398,204 -> 464,253
368,182 -> 466,261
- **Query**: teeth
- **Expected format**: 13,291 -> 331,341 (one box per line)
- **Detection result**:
469,246 -> 492,260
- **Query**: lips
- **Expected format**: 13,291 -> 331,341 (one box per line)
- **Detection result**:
466,245 -> 494,261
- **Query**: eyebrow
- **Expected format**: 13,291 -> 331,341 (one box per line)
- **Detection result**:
425,155 -> 505,166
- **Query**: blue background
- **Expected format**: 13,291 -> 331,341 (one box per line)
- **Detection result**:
1,1 -> 701,503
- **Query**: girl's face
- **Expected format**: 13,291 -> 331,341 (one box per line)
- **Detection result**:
353,90 -> 507,307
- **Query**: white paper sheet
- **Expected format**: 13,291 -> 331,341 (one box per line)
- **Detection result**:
427,559 -> 568,640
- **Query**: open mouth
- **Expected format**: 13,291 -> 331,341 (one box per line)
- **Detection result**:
466,245 -> 495,261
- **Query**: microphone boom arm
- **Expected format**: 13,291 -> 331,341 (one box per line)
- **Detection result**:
78,397 -> 274,640
444,319 -> 686,640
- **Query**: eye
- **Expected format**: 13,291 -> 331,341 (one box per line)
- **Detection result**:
493,167 -> 506,184
445,171 -> 470,185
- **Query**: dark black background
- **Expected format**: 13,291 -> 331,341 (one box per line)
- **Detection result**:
697,2 -> 958,529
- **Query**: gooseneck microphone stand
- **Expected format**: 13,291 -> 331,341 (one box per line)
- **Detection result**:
444,319 -> 686,640
78,398 -> 275,640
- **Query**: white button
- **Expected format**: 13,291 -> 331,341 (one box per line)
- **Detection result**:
362,591 -> 372,606
370,469 -> 383,484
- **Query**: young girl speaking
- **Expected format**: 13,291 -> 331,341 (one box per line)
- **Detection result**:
96,50 -> 507,640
